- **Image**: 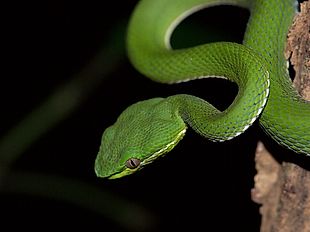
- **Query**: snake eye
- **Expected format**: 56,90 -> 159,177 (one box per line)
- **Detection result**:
126,158 -> 141,169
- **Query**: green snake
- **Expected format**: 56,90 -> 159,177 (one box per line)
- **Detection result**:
95,0 -> 310,179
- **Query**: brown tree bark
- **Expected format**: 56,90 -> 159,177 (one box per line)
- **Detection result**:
251,1 -> 310,231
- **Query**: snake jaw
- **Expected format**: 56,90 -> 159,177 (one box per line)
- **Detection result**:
107,167 -> 139,179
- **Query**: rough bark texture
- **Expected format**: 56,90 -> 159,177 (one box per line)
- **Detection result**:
251,1 -> 310,232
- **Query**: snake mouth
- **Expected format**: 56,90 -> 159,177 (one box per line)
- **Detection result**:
108,167 -> 139,179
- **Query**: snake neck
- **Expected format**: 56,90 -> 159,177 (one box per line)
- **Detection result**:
167,93 -> 257,142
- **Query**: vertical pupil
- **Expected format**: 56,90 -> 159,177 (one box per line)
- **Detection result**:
126,158 -> 140,169
130,159 -> 136,166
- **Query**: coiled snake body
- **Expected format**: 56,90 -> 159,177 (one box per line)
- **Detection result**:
95,0 -> 310,179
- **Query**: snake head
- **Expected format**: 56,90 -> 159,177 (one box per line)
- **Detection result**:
94,98 -> 186,179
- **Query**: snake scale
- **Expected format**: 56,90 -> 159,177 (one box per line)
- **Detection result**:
95,0 -> 310,179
